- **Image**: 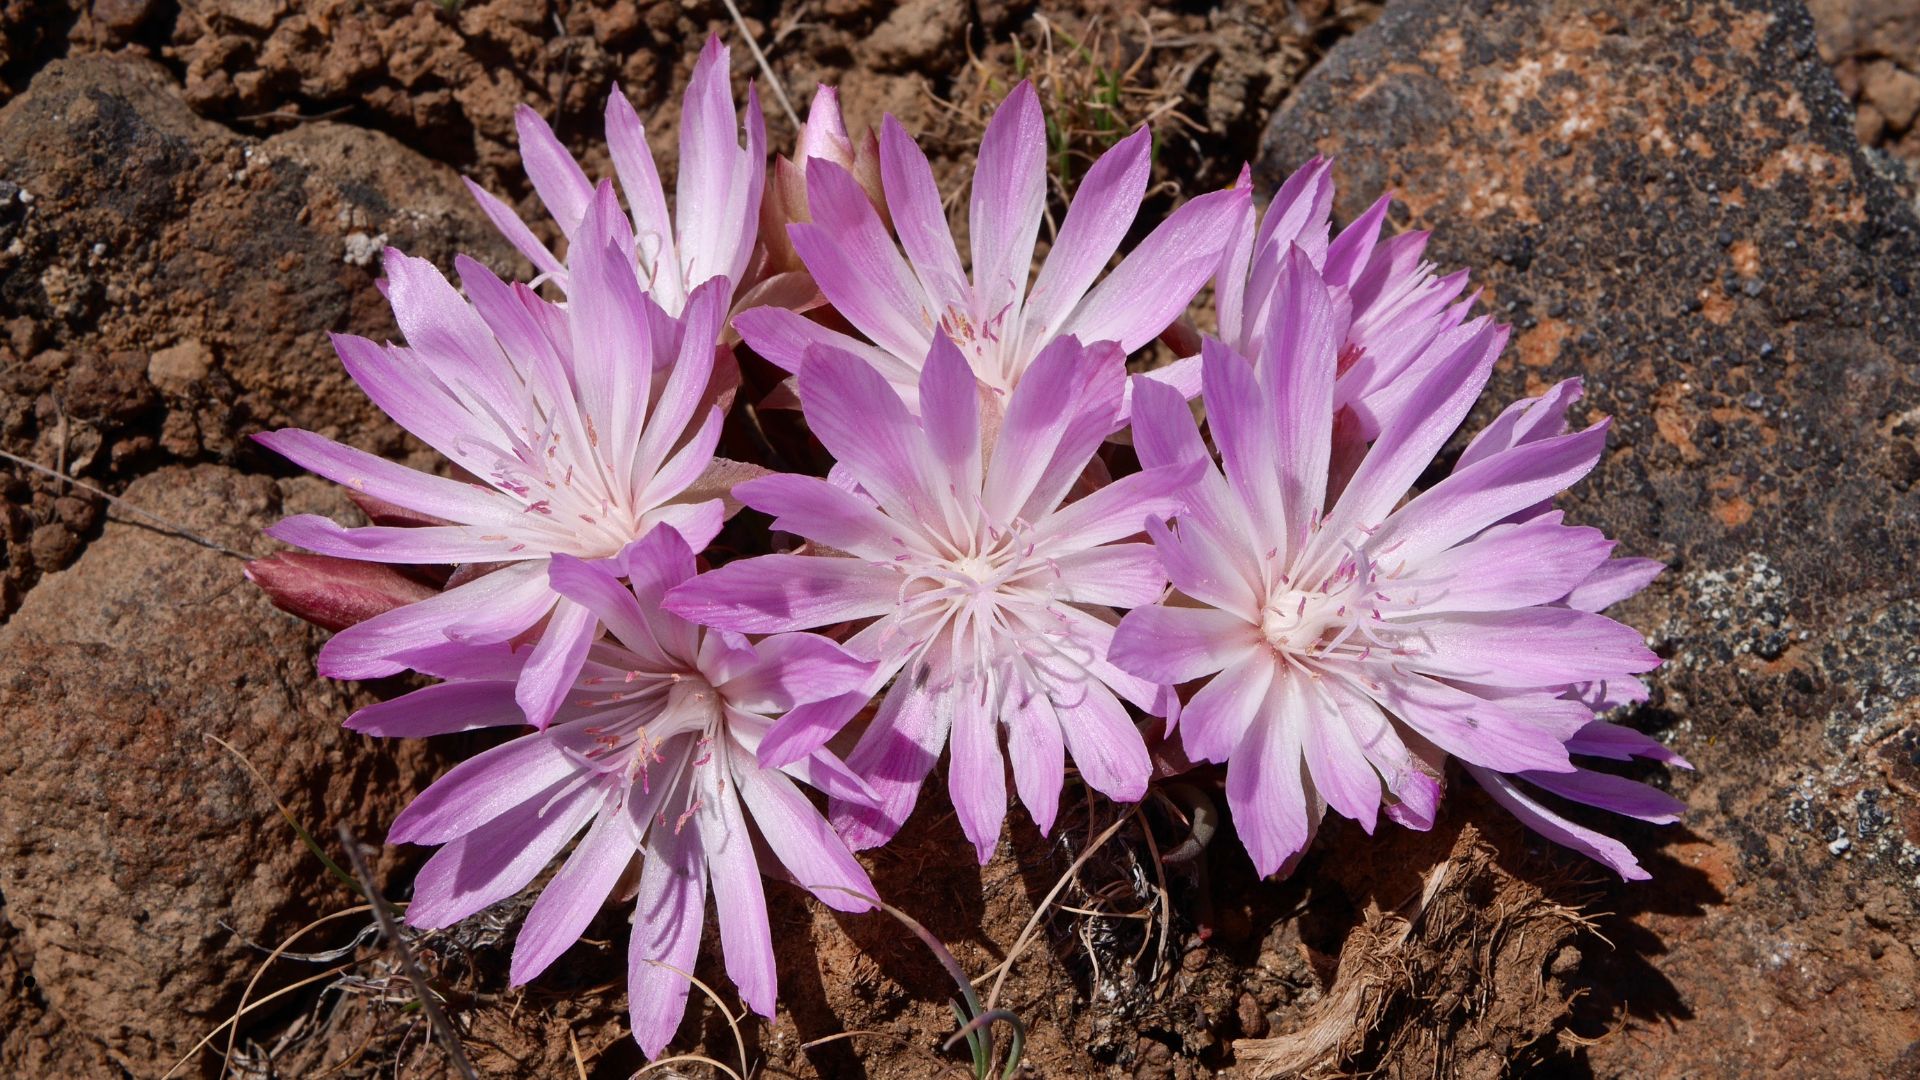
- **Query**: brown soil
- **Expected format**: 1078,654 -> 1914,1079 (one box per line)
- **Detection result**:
2,0 -> 1918,1077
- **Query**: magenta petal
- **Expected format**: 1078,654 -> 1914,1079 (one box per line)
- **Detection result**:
948,690 -> 1009,863
462,177 -> 564,281
389,731 -> 580,845
1562,557 -> 1665,613
510,808 -> 637,985
719,632 -> 875,715
732,472 -> 906,560
346,680 -> 528,738
254,429 -> 511,526
1360,673 -> 1574,775
695,754 -> 778,1019
514,597 -> 601,730
403,779 -> 601,928
1006,693 -> 1065,836
1467,765 -> 1649,881
1108,604 -> 1259,686
1054,681 -> 1150,804
317,562 -> 552,680
628,815 -> 708,1060
1178,651 -> 1273,762
1565,720 -> 1691,768
878,115 -> 969,304
734,762 -> 877,913
663,554 -> 897,634
1407,608 -> 1660,687
968,81 -> 1046,324
830,680 -> 955,851
1522,767 -> 1687,823
1224,700 -> 1310,879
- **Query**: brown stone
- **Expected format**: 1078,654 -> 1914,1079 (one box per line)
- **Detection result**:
1862,58 -> 1920,129
1263,0 -> 1920,1074
0,465 -> 440,1074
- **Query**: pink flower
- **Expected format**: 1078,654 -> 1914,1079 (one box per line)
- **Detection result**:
256,182 -> 732,728
663,334 -> 1199,860
734,81 -> 1249,402
1157,159 -> 1477,447
760,85 -> 886,279
466,36 -> 765,317
356,527 -> 879,1059
1109,247 -> 1670,880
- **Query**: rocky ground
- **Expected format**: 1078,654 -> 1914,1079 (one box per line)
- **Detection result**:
1,0 -> 1917,1077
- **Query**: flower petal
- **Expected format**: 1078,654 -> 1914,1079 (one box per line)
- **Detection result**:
948,688 -> 1009,863
346,680 -> 528,738
663,554 -> 898,634
628,812 -> 708,1059
511,807 -> 637,984
1108,604 -> 1260,686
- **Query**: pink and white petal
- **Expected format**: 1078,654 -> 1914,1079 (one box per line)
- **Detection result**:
916,332 -> 983,494
1263,247 -> 1340,538
1320,193 -> 1391,289
638,404 -> 726,508
253,429 -> 512,526
732,472 -> 914,562
794,163 -> 934,363
1061,186 -> 1248,352
383,249 -> 520,415
754,691 -> 868,770
733,305 -> 916,386
1402,519 -> 1615,615
631,280 -> 727,481
1199,338 -> 1286,538
329,334 -> 495,476
1562,557 -> 1665,613
1127,371 -> 1210,471
403,780 -> 602,928
1224,695 -> 1311,878
1466,765 -> 1650,881
462,177 -> 564,281
662,554 -> 898,634
1522,768 -> 1687,823
1032,459 -> 1200,554
647,497 -> 726,554
983,335 -> 1106,521
1178,650 -> 1274,762
1048,543 -> 1168,608
1356,672 -> 1573,775
878,116 -> 969,304
265,516 -> 525,565
515,104 -> 595,234
673,37 -> 742,288
1320,320 -> 1505,544
511,806 -> 637,985
1321,678 -> 1439,830
733,760 -> 877,912
948,689 -> 1009,863
1405,608 -> 1659,687
718,632 -> 876,715
515,597 -> 602,729
1143,513 -> 1260,620
547,553 -> 671,668
1108,603 -> 1261,687
1295,673 -> 1382,833
967,81 -> 1047,325
346,680 -> 527,739
388,731 -> 581,844
1023,127 -> 1151,340
1565,720 -> 1691,768
695,752 -> 778,1019
628,815 -> 709,1060
604,86 -> 674,281
1456,378 -> 1586,471
830,679 -> 956,851
567,186 -> 655,470
317,562 -> 552,680
1364,420 -> 1608,567
1006,691 -> 1066,836
796,344 -> 944,518
1053,681 -> 1149,803
783,744 -> 884,810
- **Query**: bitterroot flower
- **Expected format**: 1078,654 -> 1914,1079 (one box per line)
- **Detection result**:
664,334 -> 1199,859
1110,247 -> 1670,879
256,182 -> 732,727
734,80 -> 1248,403
467,36 -> 764,316
356,526 -> 879,1059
